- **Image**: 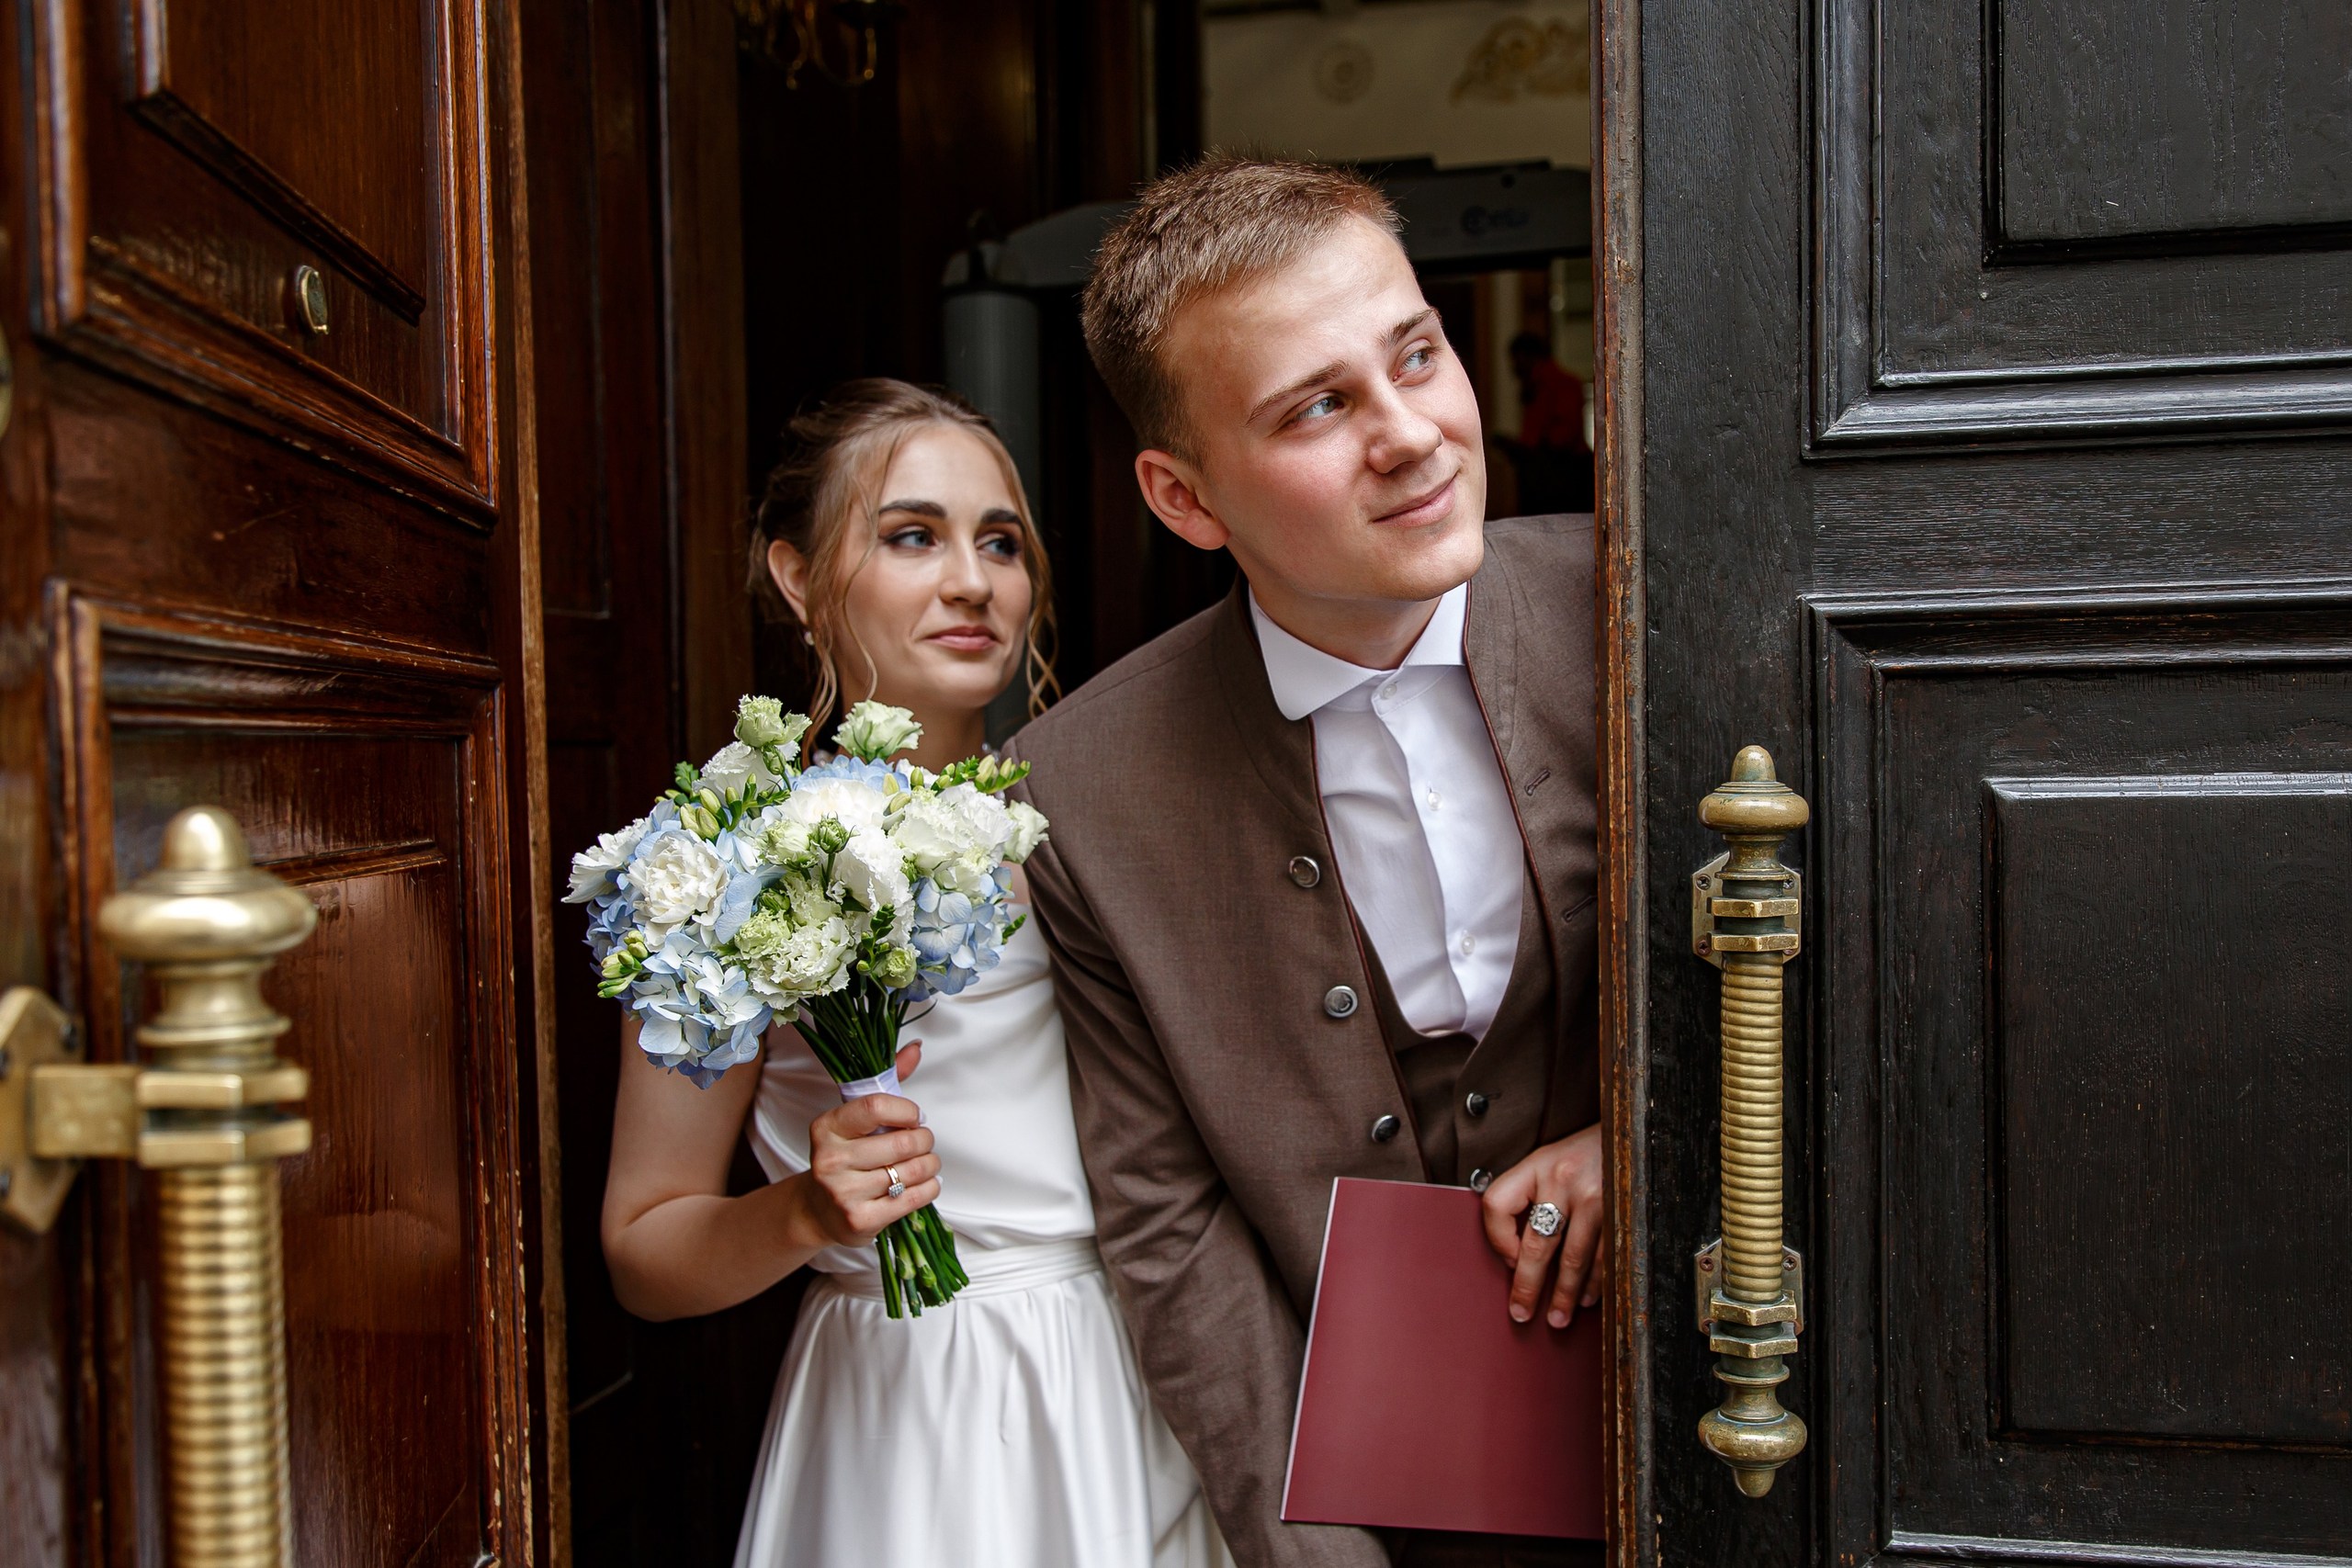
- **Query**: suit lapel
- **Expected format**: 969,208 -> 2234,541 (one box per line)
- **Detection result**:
1464,540 -> 1523,781
1207,582 -> 1326,835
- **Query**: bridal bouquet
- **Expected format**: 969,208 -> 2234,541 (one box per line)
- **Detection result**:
564,694 -> 1048,1317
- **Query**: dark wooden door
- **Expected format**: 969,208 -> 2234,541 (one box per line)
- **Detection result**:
0,1 -> 554,1563
1600,1 -> 2351,1564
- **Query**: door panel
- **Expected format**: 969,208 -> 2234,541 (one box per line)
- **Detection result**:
0,0 -> 550,1562
29,0 -> 495,512
1812,596 -> 2351,1562
1813,0 -> 2352,446
1610,0 -> 2352,1561
60,599 -> 524,1568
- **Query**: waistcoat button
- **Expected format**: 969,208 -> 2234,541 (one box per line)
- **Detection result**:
1323,985 -> 1359,1019
1370,1113 -> 1402,1143
1468,1168 -> 1494,1192
1288,855 -> 1322,888
1464,1091 -> 1489,1118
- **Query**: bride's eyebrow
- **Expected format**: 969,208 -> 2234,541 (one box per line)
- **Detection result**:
877,499 -> 946,518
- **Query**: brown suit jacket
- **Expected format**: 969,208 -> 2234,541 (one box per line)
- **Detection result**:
1009,516 -> 1600,1568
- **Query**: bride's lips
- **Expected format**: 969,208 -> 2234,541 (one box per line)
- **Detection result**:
1372,470 -> 1458,527
925,626 -> 1001,653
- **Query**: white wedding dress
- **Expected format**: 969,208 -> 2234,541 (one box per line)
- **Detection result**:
734,913 -> 1232,1568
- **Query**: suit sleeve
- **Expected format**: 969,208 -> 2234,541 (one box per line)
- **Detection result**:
1013,803 -> 1389,1568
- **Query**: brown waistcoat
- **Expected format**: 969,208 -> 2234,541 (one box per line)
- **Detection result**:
1355,858 -> 1562,1190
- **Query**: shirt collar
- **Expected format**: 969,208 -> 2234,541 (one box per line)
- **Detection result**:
1249,582 -> 1468,722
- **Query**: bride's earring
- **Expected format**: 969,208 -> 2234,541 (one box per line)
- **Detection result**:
800,629 -> 815,647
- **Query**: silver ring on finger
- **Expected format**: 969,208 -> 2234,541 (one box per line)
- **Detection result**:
885,1166 -> 906,1200
1526,1201 -> 1564,1238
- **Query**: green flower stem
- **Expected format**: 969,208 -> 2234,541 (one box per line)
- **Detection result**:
799,978 -> 969,1318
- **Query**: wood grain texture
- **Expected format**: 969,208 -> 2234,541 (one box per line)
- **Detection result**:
28,0 -> 499,514
1,2 -> 551,1558
1593,0 -> 1650,1559
1810,0 -> 2352,449
1990,776 -> 2348,1446
1628,0 -> 2352,1556
663,0 -> 756,765
1993,0 -> 2352,246
1809,596 -> 2352,1563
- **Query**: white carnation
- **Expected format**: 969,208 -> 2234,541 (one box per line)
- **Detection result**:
732,909 -> 855,1006
565,817 -> 650,903
938,784 -> 1014,858
833,828 -> 913,935
892,793 -> 988,874
629,831 -> 729,935
1002,799 -> 1049,863
782,777 -> 888,833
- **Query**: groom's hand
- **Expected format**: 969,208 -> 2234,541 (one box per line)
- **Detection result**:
1479,1122 -> 1604,1329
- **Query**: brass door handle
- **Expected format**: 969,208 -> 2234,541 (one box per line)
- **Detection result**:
1690,747 -> 1808,1496
0,807 -> 314,1567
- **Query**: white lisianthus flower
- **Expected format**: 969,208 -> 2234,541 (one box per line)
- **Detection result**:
782,777 -> 888,833
733,694 -> 809,754
833,828 -> 914,936
629,829 -> 729,935
565,816 -> 650,902
698,740 -> 778,797
835,700 -> 923,762
1002,799 -> 1049,863
755,815 -> 813,868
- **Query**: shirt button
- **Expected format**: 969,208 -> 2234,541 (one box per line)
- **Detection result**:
1323,985 -> 1360,1019
1381,682 -> 1398,702
1425,787 -> 1442,810
1457,931 -> 1475,957
1287,854 -> 1322,889
1370,1113 -> 1402,1144
1468,1168 -> 1494,1192
1465,1091 -> 1489,1118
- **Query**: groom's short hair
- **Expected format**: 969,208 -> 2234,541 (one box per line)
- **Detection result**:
1082,154 -> 1401,456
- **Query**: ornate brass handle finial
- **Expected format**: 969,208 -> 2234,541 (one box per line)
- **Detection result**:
1690,746 -> 1809,1496
0,807 -> 314,1566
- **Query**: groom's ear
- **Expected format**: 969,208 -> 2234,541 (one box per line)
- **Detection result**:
1134,448 -> 1230,553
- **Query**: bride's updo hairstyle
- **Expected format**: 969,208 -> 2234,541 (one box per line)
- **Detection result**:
749,378 -> 1059,741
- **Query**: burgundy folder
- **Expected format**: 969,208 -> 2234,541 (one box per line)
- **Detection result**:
1282,1178 -> 1605,1540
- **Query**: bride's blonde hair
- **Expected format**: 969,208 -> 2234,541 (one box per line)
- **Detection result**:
749,379 -> 1060,742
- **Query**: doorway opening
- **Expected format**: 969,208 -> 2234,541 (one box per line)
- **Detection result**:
544,6 -> 1613,1563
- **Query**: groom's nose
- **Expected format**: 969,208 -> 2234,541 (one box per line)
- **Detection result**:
1361,380 -> 1445,476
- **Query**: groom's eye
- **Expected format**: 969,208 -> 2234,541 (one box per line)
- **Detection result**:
1399,344 -> 1438,378
1291,392 -> 1343,425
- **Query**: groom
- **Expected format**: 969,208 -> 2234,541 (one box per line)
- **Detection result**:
1011,156 -> 1601,1568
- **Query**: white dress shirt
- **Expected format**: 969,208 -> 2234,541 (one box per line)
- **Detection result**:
1251,584 -> 1526,1041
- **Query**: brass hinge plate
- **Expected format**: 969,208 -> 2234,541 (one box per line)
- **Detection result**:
0,987 -> 82,1234
1690,852 -> 1803,968
1694,1237 -> 1805,1358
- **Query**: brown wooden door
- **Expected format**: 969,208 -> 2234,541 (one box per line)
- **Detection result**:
1600,0 -> 2351,1563
0,2 -> 552,1563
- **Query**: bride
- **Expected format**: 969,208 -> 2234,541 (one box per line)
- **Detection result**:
600,378 -> 1229,1568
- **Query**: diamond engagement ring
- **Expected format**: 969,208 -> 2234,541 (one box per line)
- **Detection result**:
886,1167 -> 906,1199
1526,1201 -> 1565,1238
